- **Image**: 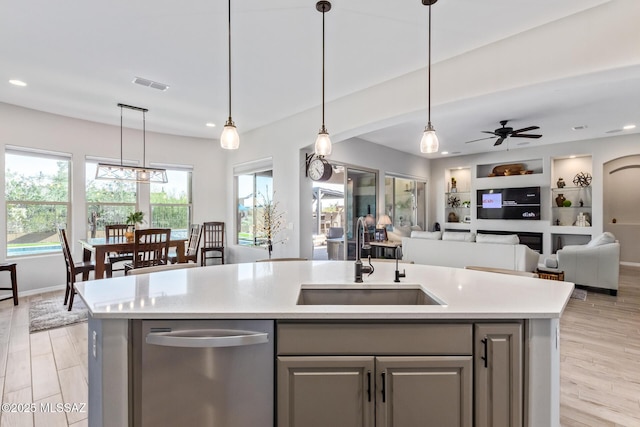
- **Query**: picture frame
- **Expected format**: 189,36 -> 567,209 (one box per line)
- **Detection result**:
375,228 -> 387,242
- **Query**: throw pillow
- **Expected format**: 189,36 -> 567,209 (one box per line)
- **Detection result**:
442,232 -> 476,242
476,234 -> 520,245
411,230 -> 442,240
393,226 -> 413,238
586,232 -> 616,248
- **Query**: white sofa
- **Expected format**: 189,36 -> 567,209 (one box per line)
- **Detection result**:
402,231 -> 539,273
554,232 -> 620,295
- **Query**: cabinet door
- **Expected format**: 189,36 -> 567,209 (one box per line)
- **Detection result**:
376,356 -> 472,427
475,323 -> 523,427
278,356 -> 375,427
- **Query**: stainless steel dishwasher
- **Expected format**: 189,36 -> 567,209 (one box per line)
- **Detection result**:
131,319 -> 274,427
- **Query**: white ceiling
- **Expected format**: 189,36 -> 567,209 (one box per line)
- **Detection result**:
1,0 -> 638,157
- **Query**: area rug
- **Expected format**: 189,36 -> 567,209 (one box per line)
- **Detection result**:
29,295 -> 88,333
570,288 -> 587,301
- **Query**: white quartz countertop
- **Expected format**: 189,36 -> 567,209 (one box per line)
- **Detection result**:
76,261 -> 574,320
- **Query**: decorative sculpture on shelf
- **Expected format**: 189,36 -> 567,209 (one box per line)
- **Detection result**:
573,172 -> 592,187
556,177 -> 566,188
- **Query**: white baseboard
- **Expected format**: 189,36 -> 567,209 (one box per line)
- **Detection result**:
620,261 -> 640,267
17,284 -> 66,299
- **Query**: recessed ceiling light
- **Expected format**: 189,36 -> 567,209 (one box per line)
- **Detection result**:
206,123 -> 216,128
457,167 -> 462,170
623,124 -> 636,130
605,129 -> 623,134
516,141 -> 530,146
9,79 -> 27,87
441,151 -> 449,155
571,125 -> 587,130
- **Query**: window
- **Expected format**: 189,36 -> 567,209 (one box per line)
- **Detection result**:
384,176 -> 426,230
235,160 -> 273,246
86,159 -> 137,238
150,168 -> 192,238
5,148 -> 70,256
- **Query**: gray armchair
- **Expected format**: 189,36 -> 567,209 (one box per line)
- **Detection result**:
556,232 -> 620,296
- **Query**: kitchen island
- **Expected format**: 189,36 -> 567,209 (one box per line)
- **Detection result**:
77,260 -> 573,427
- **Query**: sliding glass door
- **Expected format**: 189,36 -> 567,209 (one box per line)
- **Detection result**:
345,168 -> 377,260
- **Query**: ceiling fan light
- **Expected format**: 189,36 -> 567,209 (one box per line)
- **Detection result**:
220,119 -> 239,150
420,123 -> 439,153
315,128 -> 332,156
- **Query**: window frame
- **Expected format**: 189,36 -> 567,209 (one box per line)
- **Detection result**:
234,158 -> 273,246
5,147 -> 71,257
85,157 -> 138,238
149,166 -> 193,236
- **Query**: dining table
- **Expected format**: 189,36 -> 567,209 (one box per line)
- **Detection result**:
79,233 -> 187,279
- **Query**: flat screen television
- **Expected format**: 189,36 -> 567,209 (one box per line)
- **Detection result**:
476,186 -> 541,220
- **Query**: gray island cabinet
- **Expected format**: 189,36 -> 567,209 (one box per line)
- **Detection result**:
77,261 -> 572,427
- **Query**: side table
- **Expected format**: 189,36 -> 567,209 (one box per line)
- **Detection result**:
536,268 -> 565,281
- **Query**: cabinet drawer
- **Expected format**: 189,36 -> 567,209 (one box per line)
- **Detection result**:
277,322 -> 472,355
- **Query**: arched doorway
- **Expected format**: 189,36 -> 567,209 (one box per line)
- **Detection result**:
603,155 -> 640,264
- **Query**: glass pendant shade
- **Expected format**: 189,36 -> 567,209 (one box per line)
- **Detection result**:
420,123 -> 439,154
315,127 -> 332,156
221,119 -> 240,150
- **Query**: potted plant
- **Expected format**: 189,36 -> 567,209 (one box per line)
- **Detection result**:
125,211 -> 145,242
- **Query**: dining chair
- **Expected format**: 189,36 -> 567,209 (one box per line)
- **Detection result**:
58,227 -> 112,311
200,222 -> 225,266
105,223 -> 134,270
169,224 -> 201,264
124,228 -> 171,275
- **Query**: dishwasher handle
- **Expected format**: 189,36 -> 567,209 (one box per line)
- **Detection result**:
146,329 -> 269,348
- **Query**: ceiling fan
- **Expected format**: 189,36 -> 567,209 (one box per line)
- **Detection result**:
465,120 -> 542,146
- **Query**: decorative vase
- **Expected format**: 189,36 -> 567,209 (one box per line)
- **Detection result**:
555,194 -> 566,207
557,178 -> 566,188
125,226 -> 135,242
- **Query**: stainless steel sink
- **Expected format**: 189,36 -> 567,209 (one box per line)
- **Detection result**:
297,285 -> 443,306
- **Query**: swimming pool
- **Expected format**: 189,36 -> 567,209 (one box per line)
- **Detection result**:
7,244 -> 61,257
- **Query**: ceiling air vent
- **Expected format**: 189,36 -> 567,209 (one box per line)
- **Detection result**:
132,77 -> 169,91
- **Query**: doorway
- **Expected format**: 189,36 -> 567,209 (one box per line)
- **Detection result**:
311,165 -> 377,261
603,155 -> 640,264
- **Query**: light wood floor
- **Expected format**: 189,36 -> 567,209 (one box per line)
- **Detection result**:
0,266 -> 638,426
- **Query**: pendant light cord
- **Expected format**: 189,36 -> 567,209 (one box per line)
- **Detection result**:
120,105 -> 124,166
427,2 -> 432,125
228,0 -> 232,121
321,6 -> 326,129
142,110 -> 146,168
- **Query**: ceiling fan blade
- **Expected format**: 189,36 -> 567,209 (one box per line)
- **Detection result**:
511,126 -> 539,134
465,136 -> 497,144
494,137 -> 506,146
511,134 -> 542,139
481,131 -> 497,135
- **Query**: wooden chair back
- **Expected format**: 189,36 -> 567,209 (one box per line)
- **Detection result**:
105,224 -> 129,240
105,223 -> 134,267
186,224 -> 202,259
201,222 -> 225,266
57,227 -> 73,273
57,227 -> 105,310
132,228 -> 171,269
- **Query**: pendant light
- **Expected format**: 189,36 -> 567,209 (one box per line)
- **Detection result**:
220,0 -> 239,149
95,103 -> 168,183
420,0 -> 439,154
314,1 -> 332,157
